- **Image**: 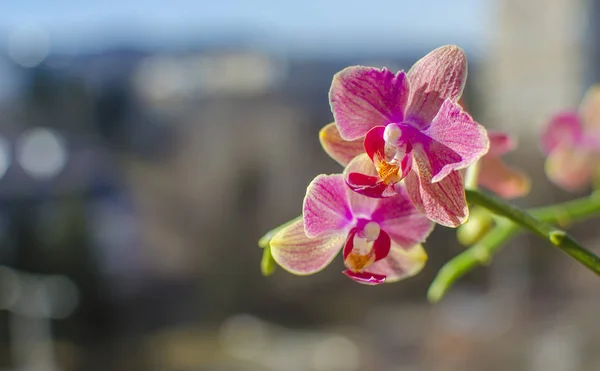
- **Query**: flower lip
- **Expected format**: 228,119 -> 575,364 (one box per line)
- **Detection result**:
343,219 -> 391,274
346,172 -> 397,198
364,125 -> 413,187
342,270 -> 387,285
269,157 -> 434,283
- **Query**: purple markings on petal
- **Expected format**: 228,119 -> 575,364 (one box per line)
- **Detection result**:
342,270 -> 387,285
406,124 -> 463,183
405,157 -> 468,228
371,186 -> 435,248
303,174 -> 354,238
423,100 -> 489,182
270,220 -> 347,275
541,111 -> 582,154
367,243 -> 428,283
330,67 -> 409,141
405,45 -> 467,129
319,122 -> 365,166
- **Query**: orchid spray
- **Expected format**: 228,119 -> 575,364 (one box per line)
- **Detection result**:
260,45 -> 600,303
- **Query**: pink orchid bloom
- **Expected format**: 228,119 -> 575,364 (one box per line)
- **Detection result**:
541,85 -> 600,191
269,155 -> 433,285
323,45 -> 489,227
478,132 -> 531,199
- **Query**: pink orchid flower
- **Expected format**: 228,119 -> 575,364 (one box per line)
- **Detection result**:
269,155 -> 433,285
322,45 -> 489,227
478,132 -> 531,199
541,85 -> 600,191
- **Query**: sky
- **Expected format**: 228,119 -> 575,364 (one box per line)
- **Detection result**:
0,0 -> 494,57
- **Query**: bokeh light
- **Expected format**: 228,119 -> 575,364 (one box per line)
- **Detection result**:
7,24 -> 50,68
16,128 -> 67,179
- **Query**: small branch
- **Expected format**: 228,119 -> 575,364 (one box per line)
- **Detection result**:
531,191 -> 600,225
428,219 -> 517,303
428,190 -> 600,303
465,189 -> 600,275
464,161 -> 481,190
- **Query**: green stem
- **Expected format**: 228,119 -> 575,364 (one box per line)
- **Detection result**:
464,161 -> 481,190
531,191 -> 600,224
261,245 -> 277,276
428,190 -> 600,303
465,189 -> 600,274
428,219 -> 518,303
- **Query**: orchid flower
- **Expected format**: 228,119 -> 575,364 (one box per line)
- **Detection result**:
477,132 -> 531,198
541,85 -> 600,191
322,45 -> 489,227
269,155 -> 433,285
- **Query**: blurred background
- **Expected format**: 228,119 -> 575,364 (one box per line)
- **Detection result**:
0,0 -> 598,370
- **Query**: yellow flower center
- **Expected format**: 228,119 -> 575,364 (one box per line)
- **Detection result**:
375,153 -> 401,184
345,222 -> 381,273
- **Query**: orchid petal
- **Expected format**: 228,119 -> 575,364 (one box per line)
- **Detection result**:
346,173 -> 397,198
367,243 -> 428,283
303,174 -> 354,238
270,220 -> 346,275
342,270 -> 387,285
479,156 -> 531,199
363,126 -> 399,162
406,125 -> 462,183
344,149 -> 397,199
405,45 -> 467,128
343,152 -> 378,177
371,186 -> 435,247
545,145 -> 594,192
319,122 -> 364,166
329,67 -> 409,140
363,126 -> 387,161
372,229 -> 392,261
423,100 -> 489,181
405,155 -> 468,227
342,154 -> 381,214
541,111 -> 582,154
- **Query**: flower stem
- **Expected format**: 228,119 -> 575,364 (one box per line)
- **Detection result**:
428,190 -> 600,303
464,161 -> 481,190
531,191 -> 600,225
261,245 -> 277,276
465,189 -> 600,274
428,219 -> 518,303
